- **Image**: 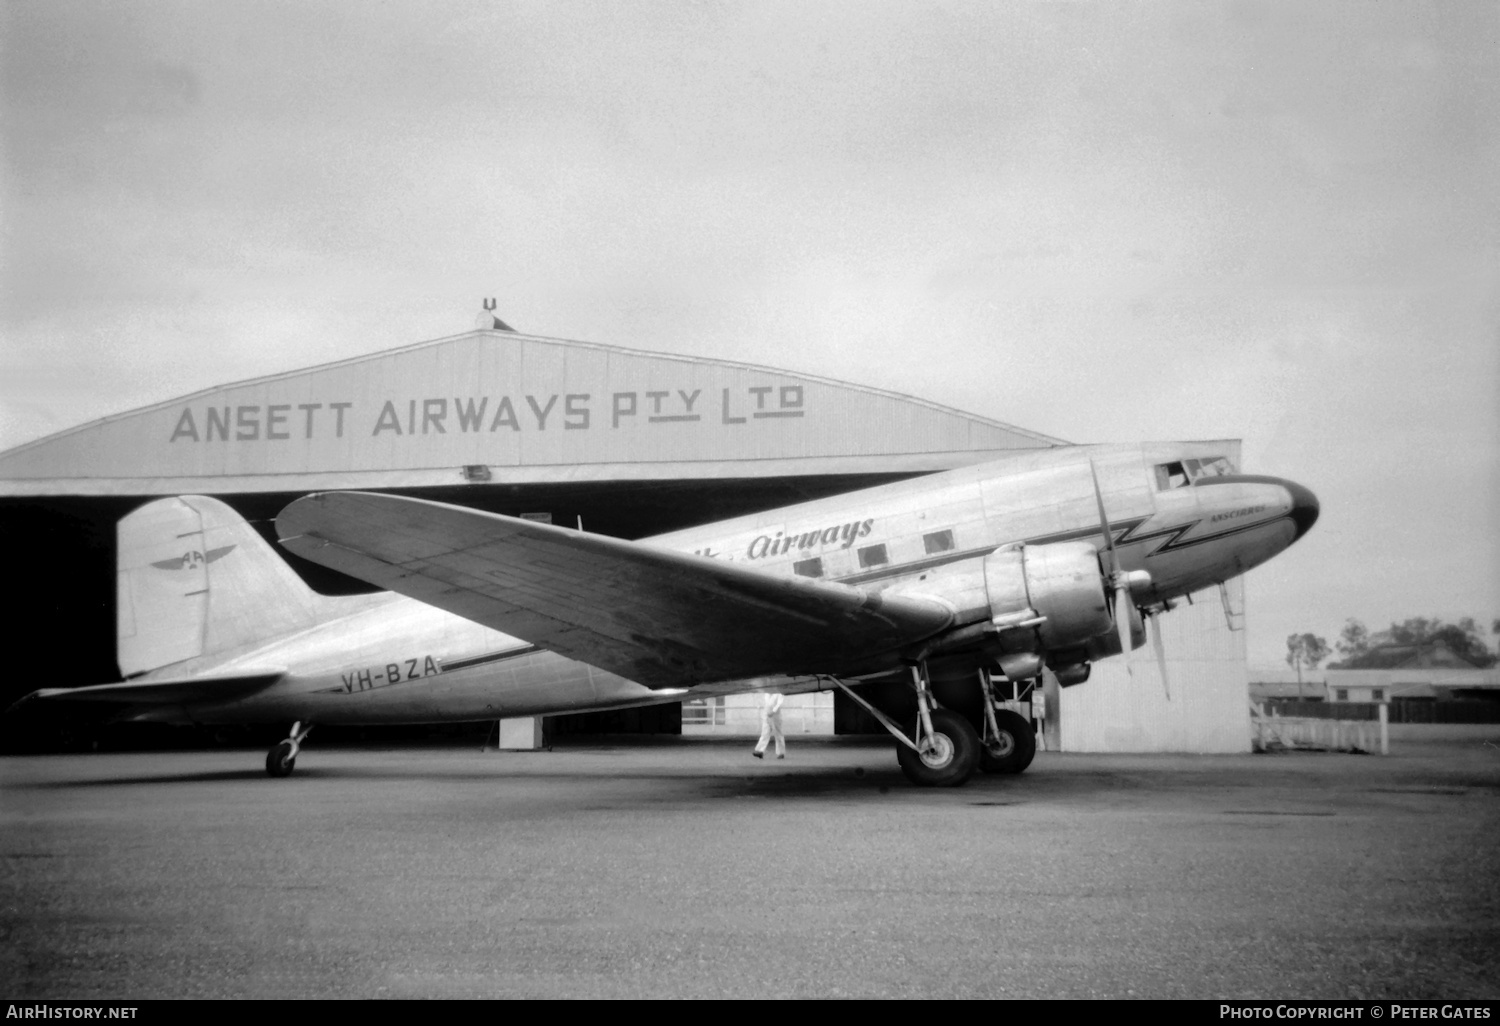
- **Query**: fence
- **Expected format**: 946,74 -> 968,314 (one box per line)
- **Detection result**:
1389,699 -> 1500,724
1250,703 -> 1387,754
1263,699 -> 1500,724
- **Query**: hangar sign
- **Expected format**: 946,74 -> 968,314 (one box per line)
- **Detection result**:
0,329 -> 1062,495
166,386 -> 807,443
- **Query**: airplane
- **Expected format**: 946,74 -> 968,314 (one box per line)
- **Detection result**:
12,441 -> 1318,786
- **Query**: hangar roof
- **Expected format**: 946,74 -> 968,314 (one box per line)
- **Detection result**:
0,329 -> 1064,496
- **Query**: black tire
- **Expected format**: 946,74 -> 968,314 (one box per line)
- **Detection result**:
979,709 -> 1036,775
896,708 -> 980,787
265,740 -> 297,778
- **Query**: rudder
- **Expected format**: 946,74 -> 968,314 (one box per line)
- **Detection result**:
117,496 -> 326,676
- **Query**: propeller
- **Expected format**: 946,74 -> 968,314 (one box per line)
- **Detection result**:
1146,607 -> 1171,700
1089,460 -> 1171,700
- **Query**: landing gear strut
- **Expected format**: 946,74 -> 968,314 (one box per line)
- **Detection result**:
895,707 -> 979,787
977,669 -> 1037,775
831,663 -> 980,787
265,720 -> 313,778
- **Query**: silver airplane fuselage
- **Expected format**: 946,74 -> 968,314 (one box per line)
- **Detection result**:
137,441 -> 1317,725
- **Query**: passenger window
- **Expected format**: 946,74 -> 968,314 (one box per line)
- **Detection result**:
857,544 -> 888,568
923,529 -> 955,554
792,557 -> 823,578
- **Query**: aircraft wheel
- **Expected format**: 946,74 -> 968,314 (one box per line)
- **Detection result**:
979,710 -> 1036,775
265,740 -> 297,778
896,708 -> 979,787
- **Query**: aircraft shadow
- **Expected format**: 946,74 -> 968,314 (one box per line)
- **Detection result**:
18,765 -> 1024,800
27,768 -> 274,788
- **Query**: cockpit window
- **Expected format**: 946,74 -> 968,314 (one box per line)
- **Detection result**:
1194,456 -> 1236,478
1154,455 -> 1237,490
1155,461 -> 1192,490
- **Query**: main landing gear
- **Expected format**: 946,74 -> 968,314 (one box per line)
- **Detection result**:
833,664 -> 1038,786
977,669 -> 1037,775
895,706 -> 978,787
265,721 -> 313,778
833,662 -> 981,786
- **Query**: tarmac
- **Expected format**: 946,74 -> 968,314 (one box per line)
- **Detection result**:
2,732 -> 1498,1000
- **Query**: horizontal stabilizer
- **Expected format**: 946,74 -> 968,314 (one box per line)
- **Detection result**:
10,670 -> 284,712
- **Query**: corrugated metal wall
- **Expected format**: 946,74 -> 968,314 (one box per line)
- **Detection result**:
681,693 -> 834,737
1059,576 -> 1250,753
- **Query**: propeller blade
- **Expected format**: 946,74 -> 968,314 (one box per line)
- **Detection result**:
1088,460 -> 1118,573
1094,459 -> 1150,688
1115,585 -> 1134,679
1150,612 -> 1172,701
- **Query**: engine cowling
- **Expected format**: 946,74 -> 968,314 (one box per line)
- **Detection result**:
983,541 -> 1117,681
1084,601 -> 1145,661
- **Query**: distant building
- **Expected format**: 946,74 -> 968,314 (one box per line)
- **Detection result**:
1331,641 -> 1491,672
1323,642 -> 1500,703
1248,668 -> 1326,704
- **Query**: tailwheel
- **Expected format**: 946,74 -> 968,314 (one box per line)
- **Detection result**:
265,720 -> 311,778
979,709 -> 1036,775
265,740 -> 297,778
896,708 -> 980,787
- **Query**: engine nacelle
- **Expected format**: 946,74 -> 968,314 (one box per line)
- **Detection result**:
984,541 -> 1113,651
984,541 -> 1143,682
1084,600 -> 1145,661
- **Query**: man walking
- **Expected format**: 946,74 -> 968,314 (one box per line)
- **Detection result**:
752,691 -> 785,760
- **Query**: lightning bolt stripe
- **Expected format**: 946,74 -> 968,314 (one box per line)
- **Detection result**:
835,509 -> 1293,587
1147,513 -> 1298,554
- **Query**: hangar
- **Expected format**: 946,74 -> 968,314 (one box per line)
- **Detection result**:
0,315 -> 1250,752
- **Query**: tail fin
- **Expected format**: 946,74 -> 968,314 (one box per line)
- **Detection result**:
116,496 -> 327,675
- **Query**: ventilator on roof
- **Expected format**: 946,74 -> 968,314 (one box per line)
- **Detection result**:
476,298 -> 515,332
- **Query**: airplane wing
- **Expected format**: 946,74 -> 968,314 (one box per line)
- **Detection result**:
277,492 -> 954,690
9,670 -> 285,711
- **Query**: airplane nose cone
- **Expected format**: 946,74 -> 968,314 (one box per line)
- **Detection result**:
1284,480 -> 1319,541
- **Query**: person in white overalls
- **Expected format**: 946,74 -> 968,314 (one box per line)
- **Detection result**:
752,691 -> 785,759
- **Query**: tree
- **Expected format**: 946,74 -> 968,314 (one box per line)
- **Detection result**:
1336,619 -> 1369,663
1371,617 -> 1497,668
1286,633 -> 1331,699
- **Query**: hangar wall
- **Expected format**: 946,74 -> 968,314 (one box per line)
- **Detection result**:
1058,578 -> 1251,753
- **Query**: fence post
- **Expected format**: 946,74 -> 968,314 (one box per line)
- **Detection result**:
1379,703 -> 1388,756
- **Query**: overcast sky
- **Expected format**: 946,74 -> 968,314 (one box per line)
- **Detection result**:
2,0 -> 1496,670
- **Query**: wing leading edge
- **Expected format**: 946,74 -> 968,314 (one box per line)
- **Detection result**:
276,492 -> 954,690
